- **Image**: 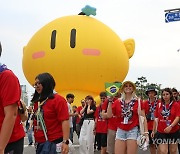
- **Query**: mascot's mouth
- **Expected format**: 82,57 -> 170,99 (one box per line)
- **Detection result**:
32,51 -> 45,59
82,49 -> 100,56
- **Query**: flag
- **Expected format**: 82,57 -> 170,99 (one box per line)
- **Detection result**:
105,82 -> 122,96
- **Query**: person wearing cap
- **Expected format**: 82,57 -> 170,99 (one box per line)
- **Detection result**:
0,42 -> 25,154
107,81 -> 148,154
143,87 -> 160,154
151,88 -> 180,154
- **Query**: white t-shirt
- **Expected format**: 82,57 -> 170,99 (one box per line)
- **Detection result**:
67,103 -> 73,128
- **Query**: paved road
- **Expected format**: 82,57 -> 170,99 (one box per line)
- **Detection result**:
24,132 -> 151,154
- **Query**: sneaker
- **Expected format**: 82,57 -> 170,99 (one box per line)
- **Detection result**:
28,142 -> 33,146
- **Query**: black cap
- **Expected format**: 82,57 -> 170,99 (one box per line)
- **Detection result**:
0,42 -> 2,57
145,87 -> 157,96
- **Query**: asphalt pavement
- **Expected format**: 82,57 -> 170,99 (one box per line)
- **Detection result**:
23,131 -> 153,154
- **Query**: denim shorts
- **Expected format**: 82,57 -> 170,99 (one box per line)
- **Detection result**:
116,126 -> 139,141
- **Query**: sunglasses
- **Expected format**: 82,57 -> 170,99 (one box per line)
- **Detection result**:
33,81 -> 41,88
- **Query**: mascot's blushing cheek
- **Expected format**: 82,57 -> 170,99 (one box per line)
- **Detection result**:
32,51 -> 45,59
82,49 -> 101,56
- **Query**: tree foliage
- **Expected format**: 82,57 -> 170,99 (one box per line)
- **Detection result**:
135,76 -> 162,100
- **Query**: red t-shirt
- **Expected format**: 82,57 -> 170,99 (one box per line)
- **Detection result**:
76,106 -> 83,124
102,99 -> 117,131
143,99 -> 160,130
112,99 -> 144,131
0,70 -> 25,143
33,94 -> 69,143
155,101 -> 180,133
95,105 -> 108,133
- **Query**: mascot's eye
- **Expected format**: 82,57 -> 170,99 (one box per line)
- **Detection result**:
70,29 -> 76,48
51,30 -> 56,49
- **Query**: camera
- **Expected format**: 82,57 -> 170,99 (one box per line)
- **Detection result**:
18,101 -> 25,114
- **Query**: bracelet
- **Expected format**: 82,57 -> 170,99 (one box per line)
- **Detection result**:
169,124 -> 173,128
144,131 -> 149,135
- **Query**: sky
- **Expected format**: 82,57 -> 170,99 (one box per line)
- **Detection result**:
0,0 -> 180,98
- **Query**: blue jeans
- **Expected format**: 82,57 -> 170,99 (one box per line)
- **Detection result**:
26,125 -> 33,144
70,127 -> 73,143
116,126 -> 139,141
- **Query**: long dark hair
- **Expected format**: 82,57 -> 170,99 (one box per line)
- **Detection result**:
85,95 -> 95,106
161,88 -> 174,103
31,72 -> 55,103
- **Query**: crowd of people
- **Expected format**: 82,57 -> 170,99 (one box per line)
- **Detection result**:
0,41 -> 180,154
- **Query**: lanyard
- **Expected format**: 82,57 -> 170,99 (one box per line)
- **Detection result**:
36,98 -> 48,130
161,101 -> 173,117
161,101 -> 173,126
148,99 -> 158,112
0,64 -> 8,72
121,99 -> 135,117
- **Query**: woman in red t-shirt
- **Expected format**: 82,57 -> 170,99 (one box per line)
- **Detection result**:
31,73 -> 69,154
152,88 -> 180,154
107,81 -> 148,154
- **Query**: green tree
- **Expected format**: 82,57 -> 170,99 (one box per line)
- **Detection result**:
135,76 -> 147,99
135,76 -> 162,100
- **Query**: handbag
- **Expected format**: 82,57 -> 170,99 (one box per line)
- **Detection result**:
137,98 -> 145,135
137,98 -> 149,151
36,100 -> 56,154
37,141 -> 56,154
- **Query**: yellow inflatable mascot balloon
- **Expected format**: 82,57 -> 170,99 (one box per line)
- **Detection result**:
22,5 -> 135,106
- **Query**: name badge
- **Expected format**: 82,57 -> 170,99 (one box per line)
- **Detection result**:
166,120 -> 170,126
150,113 -> 155,120
123,117 -> 129,124
56,142 -> 62,153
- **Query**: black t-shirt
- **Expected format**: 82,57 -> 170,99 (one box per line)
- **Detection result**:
83,105 -> 96,119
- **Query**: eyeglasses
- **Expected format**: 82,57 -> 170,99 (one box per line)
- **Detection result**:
33,81 -> 41,88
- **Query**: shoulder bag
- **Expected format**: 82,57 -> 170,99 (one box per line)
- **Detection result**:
137,98 -> 149,151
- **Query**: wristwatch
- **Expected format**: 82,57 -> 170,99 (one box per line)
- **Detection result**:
169,124 -> 173,128
62,139 -> 69,145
